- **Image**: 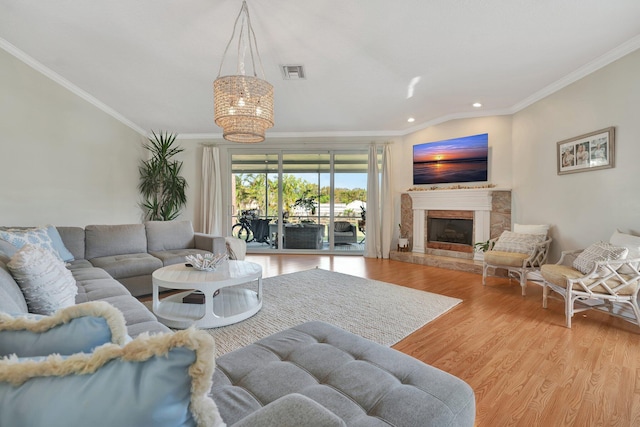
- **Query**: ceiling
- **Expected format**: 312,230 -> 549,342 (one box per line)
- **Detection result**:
1,1 -> 640,138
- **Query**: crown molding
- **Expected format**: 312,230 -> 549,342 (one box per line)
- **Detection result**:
401,36 -> 640,136
185,36 -> 640,141
4,33 -> 640,142
0,37 -> 147,136
401,109 -> 514,135
510,34 -> 640,113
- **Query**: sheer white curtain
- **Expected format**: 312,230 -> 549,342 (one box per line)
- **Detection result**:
364,143 -> 393,258
201,145 -> 223,235
380,144 -> 392,258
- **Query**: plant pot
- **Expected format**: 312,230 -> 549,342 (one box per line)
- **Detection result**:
398,238 -> 409,248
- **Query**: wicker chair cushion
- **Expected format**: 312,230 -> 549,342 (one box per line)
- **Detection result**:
483,251 -> 530,267
541,264 -> 638,295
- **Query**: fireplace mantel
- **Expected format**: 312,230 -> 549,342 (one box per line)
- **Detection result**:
407,188 -> 504,211
407,188 -> 511,261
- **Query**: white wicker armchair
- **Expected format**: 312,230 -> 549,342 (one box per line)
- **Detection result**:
541,249 -> 640,328
482,236 -> 552,296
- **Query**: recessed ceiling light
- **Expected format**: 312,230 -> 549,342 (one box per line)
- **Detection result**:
407,117 -> 415,123
472,102 -> 482,108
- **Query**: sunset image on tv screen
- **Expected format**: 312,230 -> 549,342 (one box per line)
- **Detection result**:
413,133 -> 488,185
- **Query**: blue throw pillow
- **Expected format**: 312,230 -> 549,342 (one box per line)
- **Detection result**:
0,301 -> 128,357
0,329 -> 224,427
44,225 -> 75,262
0,239 -> 18,261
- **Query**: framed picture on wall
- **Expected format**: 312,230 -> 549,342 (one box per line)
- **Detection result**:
557,127 -> 615,175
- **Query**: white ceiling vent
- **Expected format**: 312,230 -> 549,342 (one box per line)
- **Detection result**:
281,64 -> 306,80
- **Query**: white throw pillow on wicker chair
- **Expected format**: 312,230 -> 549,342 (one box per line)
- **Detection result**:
609,230 -> 640,274
513,223 -> 549,236
493,231 -> 546,256
572,241 -> 628,275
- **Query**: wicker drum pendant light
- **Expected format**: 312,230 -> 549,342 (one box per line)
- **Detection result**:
214,1 -> 274,143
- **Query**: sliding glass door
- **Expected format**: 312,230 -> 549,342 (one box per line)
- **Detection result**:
230,150 -> 367,253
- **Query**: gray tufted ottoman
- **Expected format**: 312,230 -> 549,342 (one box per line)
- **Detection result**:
211,321 -> 475,426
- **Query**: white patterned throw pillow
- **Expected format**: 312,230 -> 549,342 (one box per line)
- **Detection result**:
0,227 -> 62,261
609,230 -> 640,274
493,231 -> 546,255
7,245 -> 77,315
572,241 -> 629,275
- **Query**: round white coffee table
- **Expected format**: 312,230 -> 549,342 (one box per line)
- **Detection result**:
152,260 -> 262,329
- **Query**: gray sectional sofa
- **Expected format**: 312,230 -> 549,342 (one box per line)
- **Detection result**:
0,223 -> 476,426
213,321 -> 476,426
63,221 -> 227,296
0,220 -> 224,333
0,239 -> 171,338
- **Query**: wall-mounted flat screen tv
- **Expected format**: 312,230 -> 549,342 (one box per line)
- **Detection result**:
413,133 -> 488,185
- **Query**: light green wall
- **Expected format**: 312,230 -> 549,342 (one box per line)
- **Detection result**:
0,48 -> 146,227
512,48 -> 640,260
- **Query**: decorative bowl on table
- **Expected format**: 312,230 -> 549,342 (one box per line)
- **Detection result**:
185,253 -> 228,271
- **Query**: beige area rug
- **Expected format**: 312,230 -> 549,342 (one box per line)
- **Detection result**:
146,268 -> 461,357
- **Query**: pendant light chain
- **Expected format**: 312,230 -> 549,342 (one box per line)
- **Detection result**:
217,1 -> 264,79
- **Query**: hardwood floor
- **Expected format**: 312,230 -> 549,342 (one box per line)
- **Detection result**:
245,254 -> 640,427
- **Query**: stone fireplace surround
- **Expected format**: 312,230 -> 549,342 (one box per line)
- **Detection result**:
392,188 -> 511,273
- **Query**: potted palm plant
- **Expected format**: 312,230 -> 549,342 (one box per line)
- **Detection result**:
138,131 -> 187,221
